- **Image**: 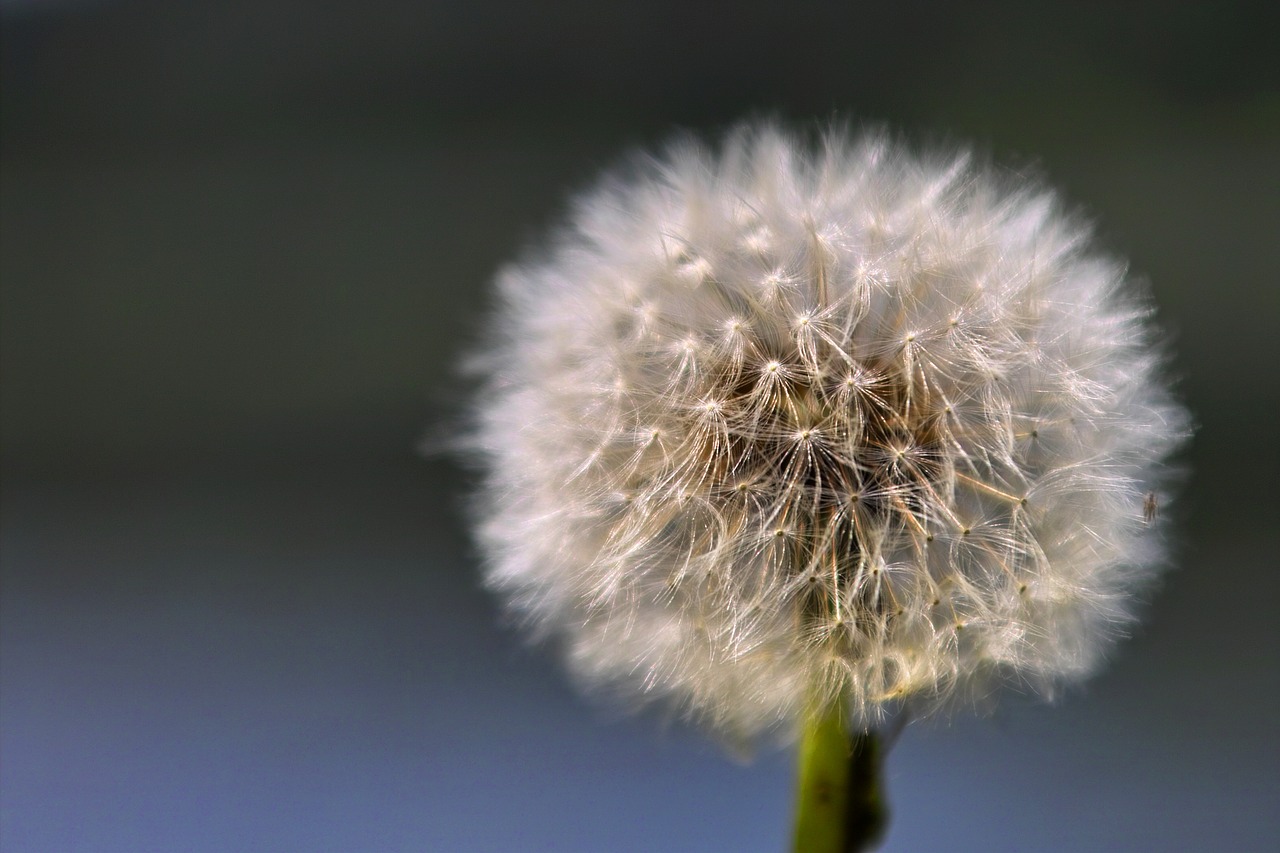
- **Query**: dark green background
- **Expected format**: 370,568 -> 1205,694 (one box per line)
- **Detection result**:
3,1 -> 1277,850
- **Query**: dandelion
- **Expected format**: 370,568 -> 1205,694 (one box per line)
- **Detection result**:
464,120 -> 1188,849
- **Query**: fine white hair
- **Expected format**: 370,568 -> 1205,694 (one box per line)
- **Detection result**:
466,121 -> 1189,742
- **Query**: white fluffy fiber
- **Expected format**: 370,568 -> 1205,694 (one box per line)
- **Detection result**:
467,121 -> 1188,741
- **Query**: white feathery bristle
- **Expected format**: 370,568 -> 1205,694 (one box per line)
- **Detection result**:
465,121 -> 1189,742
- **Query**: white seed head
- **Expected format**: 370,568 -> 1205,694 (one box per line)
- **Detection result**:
466,122 -> 1189,742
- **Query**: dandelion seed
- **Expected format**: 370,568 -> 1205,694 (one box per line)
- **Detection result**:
465,121 -> 1189,742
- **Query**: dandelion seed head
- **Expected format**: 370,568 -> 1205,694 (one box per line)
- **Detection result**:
467,121 -> 1189,742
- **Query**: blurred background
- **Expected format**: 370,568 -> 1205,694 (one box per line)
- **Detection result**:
2,1 -> 1276,850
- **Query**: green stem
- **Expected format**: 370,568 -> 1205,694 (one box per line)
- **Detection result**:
790,699 -> 888,853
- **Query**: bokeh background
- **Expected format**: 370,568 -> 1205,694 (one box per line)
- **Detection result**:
2,1 -> 1277,850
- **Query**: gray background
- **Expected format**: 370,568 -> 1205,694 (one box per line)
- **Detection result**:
2,1 -> 1277,850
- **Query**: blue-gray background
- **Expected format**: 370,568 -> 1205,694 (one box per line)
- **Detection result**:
2,1 -> 1277,850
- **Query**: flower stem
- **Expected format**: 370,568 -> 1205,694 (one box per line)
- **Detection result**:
790,699 -> 888,853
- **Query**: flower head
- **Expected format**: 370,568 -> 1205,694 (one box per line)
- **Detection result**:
468,122 -> 1188,740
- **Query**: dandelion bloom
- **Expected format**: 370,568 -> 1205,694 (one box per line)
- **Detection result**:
468,122 -> 1188,740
